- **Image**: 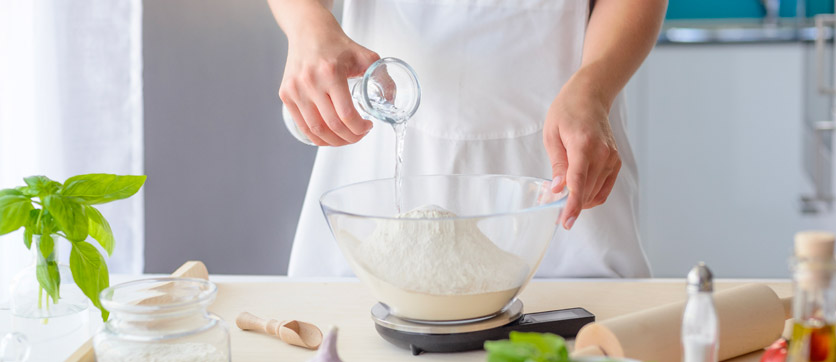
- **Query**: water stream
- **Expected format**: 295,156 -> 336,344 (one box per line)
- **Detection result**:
393,122 -> 408,214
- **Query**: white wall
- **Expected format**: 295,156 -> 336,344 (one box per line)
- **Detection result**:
142,0 -> 315,274
625,43 -> 836,278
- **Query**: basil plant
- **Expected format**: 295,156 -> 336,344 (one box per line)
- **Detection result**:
0,174 -> 146,321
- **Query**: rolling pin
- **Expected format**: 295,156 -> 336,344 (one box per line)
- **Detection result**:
574,283 -> 791,362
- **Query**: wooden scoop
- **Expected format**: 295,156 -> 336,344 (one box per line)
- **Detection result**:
134,261 -> 211,306
236,312 -> 323,350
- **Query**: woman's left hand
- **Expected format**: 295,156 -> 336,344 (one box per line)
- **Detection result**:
544,74 -> 621,230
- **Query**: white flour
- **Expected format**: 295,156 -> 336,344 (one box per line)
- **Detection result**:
357,205 -> 529,296
95,342 -> 228,362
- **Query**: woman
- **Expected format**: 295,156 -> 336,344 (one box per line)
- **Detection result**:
269,0 -> 666,277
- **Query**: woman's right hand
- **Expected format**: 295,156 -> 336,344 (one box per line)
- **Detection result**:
278,7 -> 380,146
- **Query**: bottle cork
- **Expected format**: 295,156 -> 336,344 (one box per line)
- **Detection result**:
793,231 -> 836,290
794,231 -> 835,260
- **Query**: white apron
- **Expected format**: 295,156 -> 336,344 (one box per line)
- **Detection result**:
287,0 -> 651,278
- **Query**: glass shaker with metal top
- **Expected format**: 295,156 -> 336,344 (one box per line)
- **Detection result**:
682,262 -> 719,362
282,57 -> 421,145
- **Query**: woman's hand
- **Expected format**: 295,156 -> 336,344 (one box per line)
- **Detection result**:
278,4 -> 380,146
544,74 -> 621,230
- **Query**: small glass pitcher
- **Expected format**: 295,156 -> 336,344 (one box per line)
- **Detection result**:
283,57 -> 421,145
93,278 -> 230,362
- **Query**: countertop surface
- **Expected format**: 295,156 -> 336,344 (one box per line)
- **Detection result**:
2,275 -> 792,362
212,276 -> 790,362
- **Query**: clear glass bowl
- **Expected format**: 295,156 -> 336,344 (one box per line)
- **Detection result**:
320,174 -> 568,322
93,278 -> 230,362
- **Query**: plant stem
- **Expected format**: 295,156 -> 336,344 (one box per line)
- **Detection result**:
35,206 -> 43,234
38,285 -> 43,309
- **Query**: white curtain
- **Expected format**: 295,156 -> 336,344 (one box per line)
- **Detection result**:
0,0 -> 144,303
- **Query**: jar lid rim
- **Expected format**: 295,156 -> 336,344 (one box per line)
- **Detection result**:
99,277 -> 217,314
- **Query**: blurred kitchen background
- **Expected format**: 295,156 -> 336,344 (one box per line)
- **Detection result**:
1,0 -> 836,285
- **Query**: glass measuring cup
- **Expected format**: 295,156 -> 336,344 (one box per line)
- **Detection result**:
282,57 -> 421,145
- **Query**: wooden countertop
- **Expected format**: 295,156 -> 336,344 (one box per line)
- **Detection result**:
211,278 -> 791,362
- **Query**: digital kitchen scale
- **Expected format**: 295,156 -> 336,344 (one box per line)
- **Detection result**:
371,300 -> 595,355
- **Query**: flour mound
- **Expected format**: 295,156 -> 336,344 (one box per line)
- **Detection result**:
358,205 -> 529,295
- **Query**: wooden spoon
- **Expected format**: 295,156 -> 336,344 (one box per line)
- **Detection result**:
236,312 -> 323,350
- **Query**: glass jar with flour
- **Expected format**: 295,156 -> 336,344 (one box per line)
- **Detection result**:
92,278 -> 230,362
282,57 -> 421,145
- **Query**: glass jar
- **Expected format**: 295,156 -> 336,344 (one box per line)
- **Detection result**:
93,278 -> 230,362
10,235 -> 90,362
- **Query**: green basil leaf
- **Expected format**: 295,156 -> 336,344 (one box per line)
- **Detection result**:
17,186 -> 39,197
24,210 -> 41,249
41,213 -> 57,235
23,228 -> 33,249
36,259 -> 61,304
62,174 -> 146,205
484,340 -> 536,362
0,188 -> 23,197
26,209 -> 57,236
25,209 -> 39,228
35,234 -> 59,302
44,195 -> 88,241
24,176 -> 61,196
509,332 -> 568,361
70,241 -> 109,321
38,233 -> 54,260
484,332 -> 571,362
0,195 -> 34,235
85,206 -> 114,256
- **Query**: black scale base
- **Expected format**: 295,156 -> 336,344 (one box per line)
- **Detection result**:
370,301 -> 595,356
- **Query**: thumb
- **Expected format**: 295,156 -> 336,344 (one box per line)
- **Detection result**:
546,135 -> 569,193
347,49 -> 380,78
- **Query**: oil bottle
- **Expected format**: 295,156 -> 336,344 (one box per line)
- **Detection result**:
788,231 -> 836,362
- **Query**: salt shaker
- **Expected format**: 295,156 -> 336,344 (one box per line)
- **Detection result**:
682,262 -> 719,362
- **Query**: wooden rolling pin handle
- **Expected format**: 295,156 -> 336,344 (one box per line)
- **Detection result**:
571,344 -> 607,357
236,312 -> 280,336
782,296 -> 793,319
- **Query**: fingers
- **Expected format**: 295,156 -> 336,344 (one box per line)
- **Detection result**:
291,90 -> 346,146
285,100 -> 327,146
584,160 -> 605,207
591,159 -> 621,207
349,50 -> 381,77
312,91 -> 365,144
328,79 -> 372,136
584,144 -> 617,206
544,132 -> 569,193
585,138 -> 621,206
560,147 -> 589,230
278,83 -> 364,147
278,47 -> 380,147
